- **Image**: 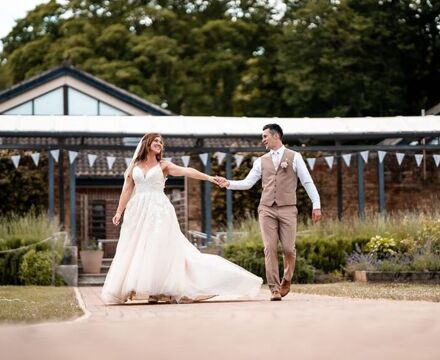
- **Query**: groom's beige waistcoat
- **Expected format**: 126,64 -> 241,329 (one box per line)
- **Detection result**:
260,148 -> 297,206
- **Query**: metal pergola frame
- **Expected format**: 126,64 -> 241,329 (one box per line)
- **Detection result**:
1,131 -> 440,245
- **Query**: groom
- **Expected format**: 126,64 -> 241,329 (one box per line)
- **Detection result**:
217,124 -> 321,301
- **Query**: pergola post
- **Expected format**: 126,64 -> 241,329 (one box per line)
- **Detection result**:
336,152 -> 343,221
225,152 -> 233,240
378,157 -> 385,214
69,159 -> 76,246
48,152 -> 55,218
203,155 -> 212,244
58,147 -> 65,227
357,153 -> 365,219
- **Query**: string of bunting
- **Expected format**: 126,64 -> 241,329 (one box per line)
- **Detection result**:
3,149 -> 440,171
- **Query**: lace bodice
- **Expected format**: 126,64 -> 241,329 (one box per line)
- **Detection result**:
132,164 -> 165,193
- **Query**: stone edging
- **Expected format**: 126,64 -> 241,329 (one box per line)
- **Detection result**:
354,270 -> 440,283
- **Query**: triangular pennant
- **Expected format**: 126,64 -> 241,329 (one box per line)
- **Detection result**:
378,151 -> 386,163
11,155 -> 20,169
215,152 -> 226,165
50,149 -> 59,162
125,157 -> 132,168
181,155 -> 190,167
433,154 -> 440,167
342,154 -> 352,167
252,156 -> 258,163
87,154 -> 97,167
396,153 -> 405,166
106,156 -> 116,170
199,153 -> 209,166
68,151 -> 78,164
414,154 -> 423,167
360,151 -> 369,164
324,156 -> 334,169
234,154 -> 244,168
31,153 -> 40,166
306,158 -> 316,171
163,157 -> 172,162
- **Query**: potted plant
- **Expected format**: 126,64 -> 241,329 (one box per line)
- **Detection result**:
80,239 -> 103,274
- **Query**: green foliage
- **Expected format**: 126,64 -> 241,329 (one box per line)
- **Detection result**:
18,249 -> 63,286
0,213 -> 63,285
365,234 -> 397,259
223,238 -> 315,284
0,152 -> 48,217
2,0 -> 438,116
346,214 -> 440,272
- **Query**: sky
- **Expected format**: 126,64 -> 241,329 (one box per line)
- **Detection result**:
0,0 -> 49,49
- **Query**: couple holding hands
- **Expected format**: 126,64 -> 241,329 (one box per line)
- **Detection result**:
101,123 -> 321,305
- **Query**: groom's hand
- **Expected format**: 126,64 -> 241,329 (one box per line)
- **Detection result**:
312,209 -> 322,224
215,176 -> 229,188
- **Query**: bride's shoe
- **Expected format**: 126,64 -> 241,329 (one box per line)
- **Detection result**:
148,295 -> 159,304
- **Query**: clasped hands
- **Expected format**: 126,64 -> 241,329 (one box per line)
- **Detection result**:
209,176 -> 229,188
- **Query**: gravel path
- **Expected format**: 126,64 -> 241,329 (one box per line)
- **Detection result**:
1,287 -> 439,360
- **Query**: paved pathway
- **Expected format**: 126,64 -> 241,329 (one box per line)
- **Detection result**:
1,287 -> 440,360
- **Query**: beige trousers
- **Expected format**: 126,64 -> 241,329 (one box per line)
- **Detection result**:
258,204 -> 297,293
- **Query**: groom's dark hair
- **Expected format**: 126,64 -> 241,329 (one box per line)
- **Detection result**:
263,124 -> 283,140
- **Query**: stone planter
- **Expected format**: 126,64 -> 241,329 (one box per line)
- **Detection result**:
353,270 -> 440,284
80,250 -> 104,274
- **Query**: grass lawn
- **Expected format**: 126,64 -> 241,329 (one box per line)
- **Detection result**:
0,286 -> 83,324
291,282 -> 440,302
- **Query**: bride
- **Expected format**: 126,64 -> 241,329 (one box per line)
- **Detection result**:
101,133 -> 262,304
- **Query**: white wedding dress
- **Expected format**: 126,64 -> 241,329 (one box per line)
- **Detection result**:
101,164 -> 262,304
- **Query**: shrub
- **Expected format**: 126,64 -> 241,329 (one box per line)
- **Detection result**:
0,213 -> 64,285
18,249 -> 53,285
365,234 -> 397,259
223,238 -> 315,283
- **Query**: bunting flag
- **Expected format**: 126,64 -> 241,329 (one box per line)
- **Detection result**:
215,152 -> 226,165
324,156 -> 334,169
163,157 -> 172,162
252,156 -> 258,163
199,153 -> 208,166
342,154 -> 352,167
396,152 -> 405,166
50,149 -> 60,162
181,155 -> 190,167
360,150 -> 369,164
414,154 -> 423,167
306,158 -> 316,171
68,151 -> 78,164
31,152 -> 40,166
124,157 -> 132,168
434,154 -> 440,167
106,156 -> 116,170
11,155 -> 20,169
378,151 -> 386,163
87,154 -> 97,167
234,154 -> 244,168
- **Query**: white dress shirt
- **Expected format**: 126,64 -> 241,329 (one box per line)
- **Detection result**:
227,145 -> 321,209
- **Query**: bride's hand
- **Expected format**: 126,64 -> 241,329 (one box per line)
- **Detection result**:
112,212 -> 122,226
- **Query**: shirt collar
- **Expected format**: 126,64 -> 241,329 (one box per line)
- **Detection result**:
270,145 -> 285,155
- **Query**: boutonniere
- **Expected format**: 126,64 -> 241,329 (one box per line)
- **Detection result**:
280,159 -> 289,169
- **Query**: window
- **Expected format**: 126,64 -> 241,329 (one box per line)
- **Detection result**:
89,200 -> 106,241
3,101 -> 32,115
68,87 -> 98,115
34,88 -> 63,115
99,102 -> 127,115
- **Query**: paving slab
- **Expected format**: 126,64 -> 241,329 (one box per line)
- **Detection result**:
1,287 -> 439,360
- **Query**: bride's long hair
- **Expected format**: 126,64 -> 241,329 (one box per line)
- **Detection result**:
134,133 -> 164,163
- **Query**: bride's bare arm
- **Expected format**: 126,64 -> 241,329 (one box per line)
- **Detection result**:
113,175 -> 135,225
163,161 -> 219,184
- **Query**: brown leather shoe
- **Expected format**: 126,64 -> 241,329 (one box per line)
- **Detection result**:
270,291 -> 282,301
280,279 -> 291,297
